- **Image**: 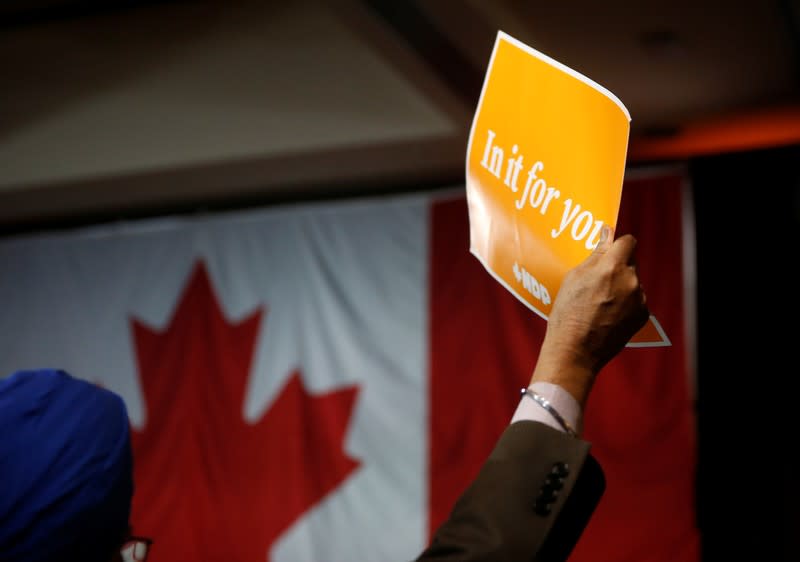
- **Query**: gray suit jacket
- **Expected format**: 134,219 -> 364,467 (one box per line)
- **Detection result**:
416,420 -> 604,561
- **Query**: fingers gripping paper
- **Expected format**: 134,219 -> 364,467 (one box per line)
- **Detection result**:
466,31 -> 669,346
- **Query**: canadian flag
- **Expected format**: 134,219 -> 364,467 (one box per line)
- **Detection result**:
0,174 -> 698,562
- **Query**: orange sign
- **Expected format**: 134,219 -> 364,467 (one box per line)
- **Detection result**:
466,31 -> 669,347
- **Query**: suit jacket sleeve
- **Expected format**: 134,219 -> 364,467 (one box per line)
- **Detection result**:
416,420 -> 605,562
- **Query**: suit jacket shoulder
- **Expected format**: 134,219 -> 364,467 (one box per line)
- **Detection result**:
416,420 -> 605,562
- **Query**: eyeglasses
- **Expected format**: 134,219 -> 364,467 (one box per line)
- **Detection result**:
120,536 -> 153,562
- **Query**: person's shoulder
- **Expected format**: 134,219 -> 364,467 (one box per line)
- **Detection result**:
0,368 -> 127,417
2,368 -> 90,395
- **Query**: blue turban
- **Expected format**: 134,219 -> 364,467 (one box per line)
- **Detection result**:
0,369 -> 133,562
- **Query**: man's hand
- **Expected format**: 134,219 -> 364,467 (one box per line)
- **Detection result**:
531,226 -> 650,407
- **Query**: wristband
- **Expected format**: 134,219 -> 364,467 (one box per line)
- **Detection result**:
520,387 -> 577,437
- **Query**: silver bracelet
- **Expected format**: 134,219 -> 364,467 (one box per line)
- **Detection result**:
520,387 -> 577,437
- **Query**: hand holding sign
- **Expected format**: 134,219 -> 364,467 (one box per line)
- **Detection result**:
466,31 -> 669,346
533,226 -> 651,406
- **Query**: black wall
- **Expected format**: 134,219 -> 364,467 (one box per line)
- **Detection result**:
691,143 -> 799,562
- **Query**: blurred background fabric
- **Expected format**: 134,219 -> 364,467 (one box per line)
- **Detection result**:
0,171 -> 695,562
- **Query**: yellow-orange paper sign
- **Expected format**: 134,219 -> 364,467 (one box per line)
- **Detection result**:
466,31 -> 669,347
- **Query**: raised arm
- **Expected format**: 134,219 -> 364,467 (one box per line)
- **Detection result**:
417,226 -> 649,562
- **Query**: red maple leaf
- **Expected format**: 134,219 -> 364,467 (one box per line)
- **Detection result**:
129,261 -> 361,561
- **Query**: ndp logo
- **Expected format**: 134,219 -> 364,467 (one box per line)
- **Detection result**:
512,262 -> 551,306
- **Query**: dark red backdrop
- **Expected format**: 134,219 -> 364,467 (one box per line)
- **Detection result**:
429,173 -> 699,562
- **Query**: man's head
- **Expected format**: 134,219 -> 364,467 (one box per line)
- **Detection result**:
0,369 -> 134,562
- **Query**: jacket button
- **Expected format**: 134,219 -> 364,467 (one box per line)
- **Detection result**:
542,483 -> 561,498
534,499 -> 552,516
